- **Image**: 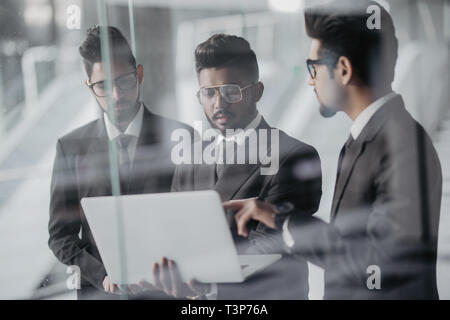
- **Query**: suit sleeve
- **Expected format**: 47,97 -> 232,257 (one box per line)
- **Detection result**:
286,129 -> 442,287
48,139 -> 107,289
265,144 -> 322,215
247,144 -> 322,254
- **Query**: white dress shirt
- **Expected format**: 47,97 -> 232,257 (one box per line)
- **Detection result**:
213,112 -> 262,163
350,91 -> 397,139
103,103 -> 144,163
282,92 -> 398,249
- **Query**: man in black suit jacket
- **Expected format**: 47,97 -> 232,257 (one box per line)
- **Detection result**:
150,34 -> 322,300
233,1 -> 442,299
48,26 -> 193,299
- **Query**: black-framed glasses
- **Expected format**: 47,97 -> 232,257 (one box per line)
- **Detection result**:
306,58 -> 338,79
196,83 -> 256,105
87,71 -> 138,97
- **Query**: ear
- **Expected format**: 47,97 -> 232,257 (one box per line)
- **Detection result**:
253,81 -> 264,102
137,64 -> 144,84
336,56 -> 353,86
85,79 -> 94,94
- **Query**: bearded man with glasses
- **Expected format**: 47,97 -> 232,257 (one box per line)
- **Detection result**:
147,34 -> 322,300
48,26 -> 194,300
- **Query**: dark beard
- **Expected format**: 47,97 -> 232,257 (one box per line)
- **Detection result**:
319,104 -> 337,118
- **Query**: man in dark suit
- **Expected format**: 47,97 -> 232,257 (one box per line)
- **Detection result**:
48,26 -> 193,300
232,1 -> 442,299
149,34 -> 322,300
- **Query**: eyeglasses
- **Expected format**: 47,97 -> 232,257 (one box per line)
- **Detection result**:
306,58 -> 338,79
196,83 -> 256,105
87,71 -> 138,97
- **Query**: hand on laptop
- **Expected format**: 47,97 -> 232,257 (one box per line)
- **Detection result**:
149,257 -> 211,299
103,275 -> 146,295
103,276 -> 120,294
223,198 -> 277,237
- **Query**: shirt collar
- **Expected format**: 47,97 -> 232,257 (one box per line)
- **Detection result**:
103,103 -> 144,141
216,112 -> 262,146
350,92 -> 397,140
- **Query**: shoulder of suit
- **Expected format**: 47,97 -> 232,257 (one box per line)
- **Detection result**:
369,102 -> 438,167
365,95 -> 417,140
55,118 -> 103,156
274,127 -> 319,160
57,118 -> 103,144
377,102 -> 424,142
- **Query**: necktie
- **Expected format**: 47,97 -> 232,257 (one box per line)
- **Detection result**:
336,134 -> 354,181
215,139 -> 237,183
116,134 -> 134,194
331,134 -> 354,220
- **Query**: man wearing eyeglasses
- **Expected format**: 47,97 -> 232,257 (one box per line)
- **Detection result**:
231,1 -> 442,299
48,26 -> 194,300
147,34 -> 322,300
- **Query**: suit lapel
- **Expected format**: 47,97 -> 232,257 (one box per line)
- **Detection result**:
194,162 -> 217,190
78,106 -> 172,197
330,95 -> 404,220
214,162 -> 261,201
330,140 -> 365,219
214,118 -> 272,201
193,146 -> 263,198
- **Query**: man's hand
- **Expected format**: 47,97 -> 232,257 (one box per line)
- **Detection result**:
103,275 -> 145,295
223,198 -> 277,237
103,275 -> 120,294
151,257 -> 211,299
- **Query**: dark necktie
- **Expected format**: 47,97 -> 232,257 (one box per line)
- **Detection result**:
215,139 -> 237,183
116,134 -> 134,194
336,134 -> 354,183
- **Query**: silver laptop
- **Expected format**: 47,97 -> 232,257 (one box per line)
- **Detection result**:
81,190 -> 281,285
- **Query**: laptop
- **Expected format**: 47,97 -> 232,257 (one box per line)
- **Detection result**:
81,190 -> 281,284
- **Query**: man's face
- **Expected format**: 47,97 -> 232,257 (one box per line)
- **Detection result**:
307,39 -> 344,117
88,60 -> 143,129
197,67 -> 261,133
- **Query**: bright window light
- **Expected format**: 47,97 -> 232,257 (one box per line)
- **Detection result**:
268,0 -> 304,13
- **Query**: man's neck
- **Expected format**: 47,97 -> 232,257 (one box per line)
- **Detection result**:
344,86 -> 392,121
219,110 -> 259,136
116,119 -> 132,133
115,104 -> 141,132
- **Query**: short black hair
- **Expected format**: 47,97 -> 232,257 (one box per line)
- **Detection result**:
79,25 -> 136,79
305,0 -> 398,88
195,34 -> 259,82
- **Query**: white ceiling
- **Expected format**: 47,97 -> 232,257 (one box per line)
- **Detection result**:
105,0 -> 269,10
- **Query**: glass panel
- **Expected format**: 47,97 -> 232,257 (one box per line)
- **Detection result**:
0,0 -> 448,302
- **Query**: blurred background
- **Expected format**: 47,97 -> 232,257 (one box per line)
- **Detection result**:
0,0 -> 448,299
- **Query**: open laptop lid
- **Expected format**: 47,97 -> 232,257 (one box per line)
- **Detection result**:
81,190 -> 246,284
